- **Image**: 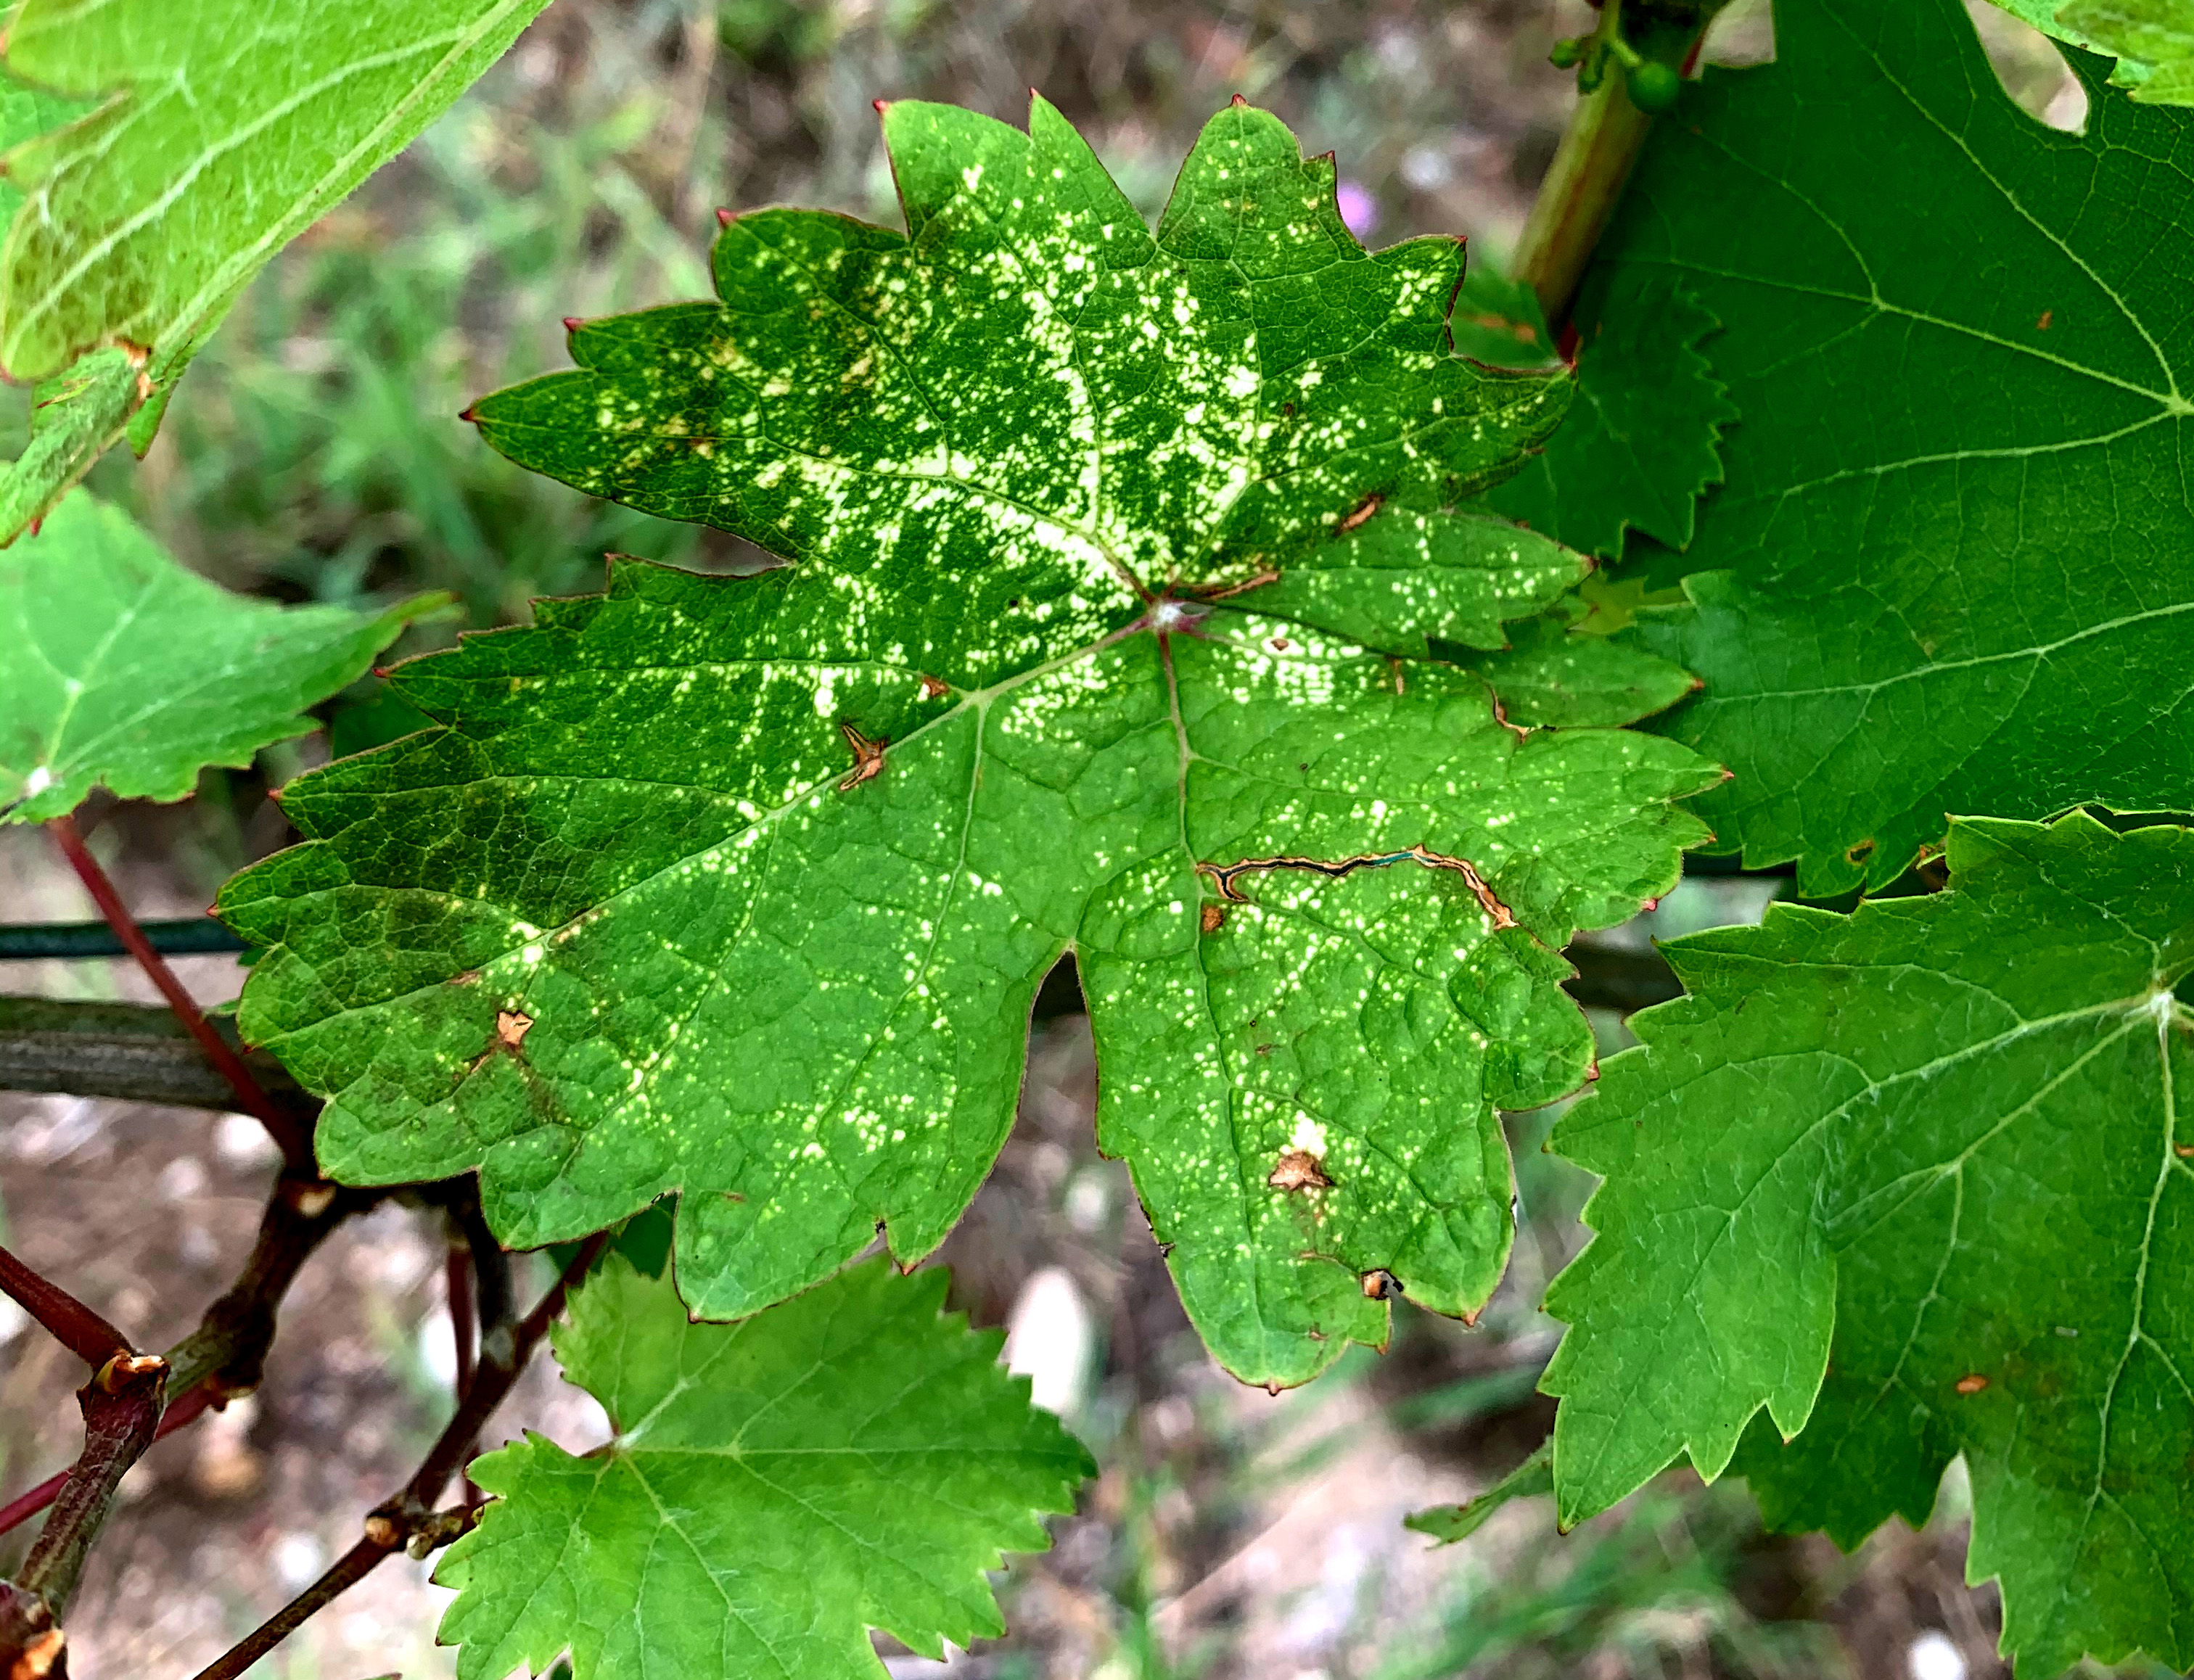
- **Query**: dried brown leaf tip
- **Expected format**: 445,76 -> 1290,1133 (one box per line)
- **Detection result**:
496,1010 -> 533,1050
1955,1374 -> 1989,1395
1267,1149 -> 1332,1193
1200,902 -> 1226,934
837,722 -> 888,792
1360,1269 -> 1403,1301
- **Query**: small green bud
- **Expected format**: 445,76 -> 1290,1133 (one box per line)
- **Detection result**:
1626,59 -> 1683,113
1549,36 -> 1589,69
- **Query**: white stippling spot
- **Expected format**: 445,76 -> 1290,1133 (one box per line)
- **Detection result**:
1289,1115 -> 1328,1157
21,765 -> 51,797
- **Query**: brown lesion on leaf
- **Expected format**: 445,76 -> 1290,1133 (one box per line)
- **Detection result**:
1267,1149 -> 1332,1193
1846,837 -> 1877,867
1360,1269 -> 1403,1301
1955,1374 -> 1989,1395
449,969 -> 482,987
1334,491 -> 1384,535
1199,844 -> 1517,929
837,722 -> 888,792
1491,695 -> 1527,741
1201,902 -> 1226,934
464,1007 -> 538,1077
918,673 -> 950,699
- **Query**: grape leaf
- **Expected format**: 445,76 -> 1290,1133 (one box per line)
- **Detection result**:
221,96 -> 1722,1388
1541,812 -> 2194,1676
2058,0 -> 2194,104
1435,596 -> 1700,730
0,75 -> 117,541
435,1256 -> 1092,1680
1479,267 -> 1738,561
0,491 -> 441,823
1585,0 -> 2194,895
1403,1438 -> 1553,1545
0,0 -> 548,536
1983,0 -> 2191,102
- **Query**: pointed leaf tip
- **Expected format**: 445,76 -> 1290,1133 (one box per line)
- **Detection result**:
715,207 -> 734,226
562,316 -> 583,332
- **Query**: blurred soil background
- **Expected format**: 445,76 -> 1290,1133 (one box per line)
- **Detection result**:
0,2 -> 2142,1677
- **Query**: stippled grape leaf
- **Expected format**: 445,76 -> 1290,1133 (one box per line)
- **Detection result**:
1479,267 -> 1738,561
220,96 -> 1722,1388
1541,812 -> 2194,1676
0,0 -> 548,539
0,491 -> 441,822
1586,0 -> 2194,896
435,1256 -> 1091,1680
1984,0 -> 2192,102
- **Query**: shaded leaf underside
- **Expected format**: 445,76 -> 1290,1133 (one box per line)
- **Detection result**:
0,491 -> 434,822
0,0 -> 547,538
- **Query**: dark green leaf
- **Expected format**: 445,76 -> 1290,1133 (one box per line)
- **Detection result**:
436,1256 -> 1091,1680
1481,267 -> 1738,560
1542,812 -> 2194,1676
1591,0 -> 2194,894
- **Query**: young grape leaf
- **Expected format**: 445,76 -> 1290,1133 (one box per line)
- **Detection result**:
2058,0 -> 2194,103
435,1256 -> 1091,1680
1403,1438 -> 1553,1545
0,0 -> 549,535
220,97 -> 1722,1388
0,492 -> 442,823
1983,0 -> 2191,102
1479,267 -> 1738,561
1541,812 -> 2194,1676
1584,0 -> 2194,895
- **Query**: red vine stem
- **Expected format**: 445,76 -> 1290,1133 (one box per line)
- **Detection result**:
0,1245 -> 131,1370
189,1232 -> 611,1680
0,1383 -> 215,1541
46,815 -> 316,1172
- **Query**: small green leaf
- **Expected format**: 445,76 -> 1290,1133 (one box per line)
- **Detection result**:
0,0 -> 548,490
1984,0 -> 2192,101
221,99 -> 1720,1388
2057,0 -> 2194,103
1593,0 -> 2194,895
1481,268 -> 1738,561
0,492 -> 441,823
1541,812 -> 2194,1676
435,1256 -> 1092,1680
1435,598 -> 1700,730
0,347 -> 144,547
1404,1438 -> 1553,1544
